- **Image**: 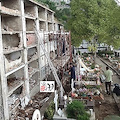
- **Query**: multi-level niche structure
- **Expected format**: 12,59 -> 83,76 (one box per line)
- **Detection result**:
0,0 -> 72,119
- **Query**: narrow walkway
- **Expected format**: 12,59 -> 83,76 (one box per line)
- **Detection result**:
95,57 -> 120,120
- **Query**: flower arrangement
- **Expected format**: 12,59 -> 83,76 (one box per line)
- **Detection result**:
71,87 -> 101,98
94,68 -> 100,74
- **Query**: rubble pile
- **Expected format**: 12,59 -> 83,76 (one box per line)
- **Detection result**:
7,77 -> 23,91
10,92 -> 51,120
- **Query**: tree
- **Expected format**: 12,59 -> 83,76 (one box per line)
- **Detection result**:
55,8 -> 71,25
67,0 -> 120,48
36,0 -> 56,11
35,0 -> 71,25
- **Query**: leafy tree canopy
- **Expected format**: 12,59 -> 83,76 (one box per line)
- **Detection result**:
67,0 -> 120,48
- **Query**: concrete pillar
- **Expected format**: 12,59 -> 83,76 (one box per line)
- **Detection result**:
21,0 -> 30,97
0,78 -> 4,120
39,30 -> 44,80
45,9 -> 48,31
52,13 -> 54,31
35,6 -> 39,31
35,5 -> 41,83
0,10 -> 9,120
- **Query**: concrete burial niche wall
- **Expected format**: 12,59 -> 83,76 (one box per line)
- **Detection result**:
5,51 -> 22,61
29,72 -> 39,91
38,7 -> 45,20
48,23 -> 53,31
7,69 -> 24,83
27,34 -> 37,46
5,51 -> 23,72
28,47 -> 37,61
3,34 -> 21,49
1,0 -> 21,11
8,85 -> 24,112
28,60 -> 39,69
39,21 -> 46,31
8,68 -> 24,78
26,19 -> 35,31
47,11 -> 52,21
1,16 -> 22,31
24,2 -> 36,17
7,68 -> 24,96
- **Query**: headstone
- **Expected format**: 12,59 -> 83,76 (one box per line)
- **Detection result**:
89,109 -> 93,116
32,109 -> 41,120
25,117 -> 29,120
57,108 -> 64,117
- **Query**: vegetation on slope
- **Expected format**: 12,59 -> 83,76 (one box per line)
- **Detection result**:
35,0 -> 71,25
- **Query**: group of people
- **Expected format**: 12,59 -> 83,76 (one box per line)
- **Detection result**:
68,53 -> 119,96
69,61 -> 114,95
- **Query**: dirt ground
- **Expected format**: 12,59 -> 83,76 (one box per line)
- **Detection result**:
95,84 -> 120,120
95,94 -> 120,120
94,57 -> 120,120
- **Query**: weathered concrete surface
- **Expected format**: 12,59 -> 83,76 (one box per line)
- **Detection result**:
26,34 -> 36,46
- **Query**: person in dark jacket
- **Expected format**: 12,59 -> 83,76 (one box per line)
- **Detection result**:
113,83 -> 120,96
69,63 -> 76,87
70,64 -> 75,80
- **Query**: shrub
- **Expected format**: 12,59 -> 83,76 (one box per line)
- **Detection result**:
97,50 -> 114,57
91,63 -> 95,69
66,100 -> 90,120
44,101 -> 55,120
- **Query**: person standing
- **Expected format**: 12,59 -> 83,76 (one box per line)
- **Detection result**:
69,63 -> 76,88
70,64 -> 75,80
104,66 -> 113,95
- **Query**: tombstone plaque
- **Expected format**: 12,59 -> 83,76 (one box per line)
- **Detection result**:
32,109 -> 41,120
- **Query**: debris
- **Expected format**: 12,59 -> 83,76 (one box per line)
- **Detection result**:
11,92 -> 51,119
25,96 -> 30,106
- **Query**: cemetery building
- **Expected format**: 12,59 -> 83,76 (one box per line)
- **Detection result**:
0,0 -> 72,119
